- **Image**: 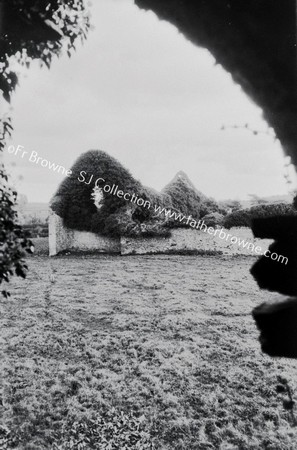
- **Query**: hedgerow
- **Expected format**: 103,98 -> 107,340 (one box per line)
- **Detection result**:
224,203 -> 297,229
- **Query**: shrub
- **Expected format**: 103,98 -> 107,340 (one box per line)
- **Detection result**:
0,180 -> 34,297
223,209 -> 251,228
101,206 -> 140,237
203,212 -> 225,227
224,203 -> 297,229
200,198 -> 224,217
249,203 -> 297,218
22,223 -> 48,238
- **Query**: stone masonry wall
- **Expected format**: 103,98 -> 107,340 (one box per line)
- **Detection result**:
49,210 -> 273,257
49,210 -> 120,256
120,227 -> 273,256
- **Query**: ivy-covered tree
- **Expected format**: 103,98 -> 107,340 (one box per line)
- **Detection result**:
50,149 -> 172,238
0,0 -> 90,296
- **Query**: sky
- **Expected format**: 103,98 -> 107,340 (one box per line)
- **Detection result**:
3,0 -> 297,203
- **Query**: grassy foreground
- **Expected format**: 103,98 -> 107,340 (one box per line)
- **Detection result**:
1,254 -> 297,449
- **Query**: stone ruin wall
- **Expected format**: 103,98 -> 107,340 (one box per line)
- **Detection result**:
49,210 -> 272,257
48,210 -> 121,256
120,227 -> 272,256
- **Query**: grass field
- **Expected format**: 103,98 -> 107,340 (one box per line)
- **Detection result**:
2,254 -> 297,449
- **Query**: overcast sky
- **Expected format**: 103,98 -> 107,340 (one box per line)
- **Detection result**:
4,0 -> 296,203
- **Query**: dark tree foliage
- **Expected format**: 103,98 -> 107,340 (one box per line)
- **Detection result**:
223,209 -> 251,229
51,150 -> 171,238
0,168 -> 34,298
162,171 -> 221,220
224,203 -> 297,229
199,198 -> 225,218
0,117 -> 34,297
0,0 -> 90,102
202,212 -> 224,228
52,154 -> 228,237
163,172 -> 202,220
0,0 -> 90,296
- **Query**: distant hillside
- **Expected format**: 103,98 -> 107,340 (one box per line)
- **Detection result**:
239,194 -> 293,209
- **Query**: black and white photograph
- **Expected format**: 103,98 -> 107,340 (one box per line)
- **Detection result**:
1,1 -> 297,448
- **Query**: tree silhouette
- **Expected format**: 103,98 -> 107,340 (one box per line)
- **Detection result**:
0,0 -> 90,296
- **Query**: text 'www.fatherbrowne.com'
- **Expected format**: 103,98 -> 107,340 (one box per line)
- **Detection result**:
153,205 -> 288,264
6,145 -> 288,266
